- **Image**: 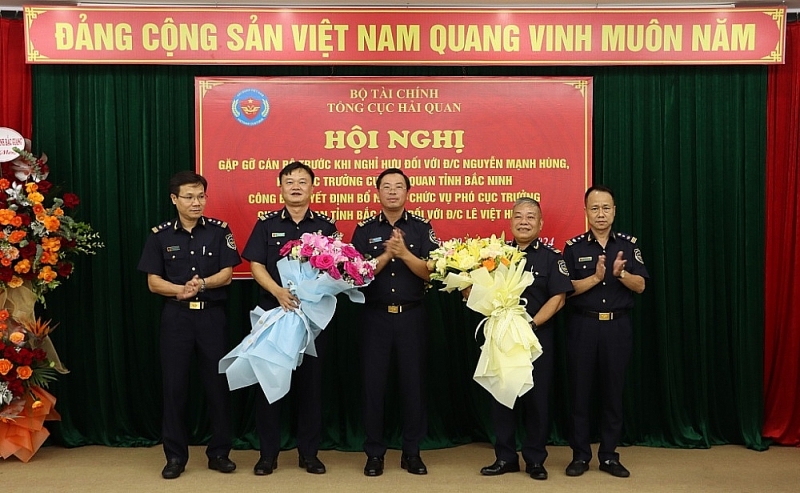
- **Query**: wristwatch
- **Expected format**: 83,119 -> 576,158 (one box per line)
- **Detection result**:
619,270 -> 627,279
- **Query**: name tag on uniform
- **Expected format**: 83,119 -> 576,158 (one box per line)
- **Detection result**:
271,232 -> 286,238
369,237 -> 383,244
166,246 -> 180,252
578,256 -> 592,262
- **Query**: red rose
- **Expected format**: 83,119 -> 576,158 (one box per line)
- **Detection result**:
19,243 -> 37,260
37,180 -> 53,195
8,378 -> 23,396
0,267 -> 13,283
57,262 -> 73,277
0,163 -> 15,181
63,192 -> 80,209
16,213 -> 31,227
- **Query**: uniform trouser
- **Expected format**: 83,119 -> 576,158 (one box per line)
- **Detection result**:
566,313 -> 632,463
361,304 -> 427,458
492,324 -> 554,466
160,304 -> 231,462
254,327 -> 329,459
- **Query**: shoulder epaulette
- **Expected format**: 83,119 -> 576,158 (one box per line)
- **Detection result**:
151,220 -> 173,234
409,212 -> 430,224
617,232 -> 638,244
540,242 -> 562,254
205,217 -> 228,228
259,210 -> 281,221
565,233 -> 587,246
313,211 -> 336,224
357,214 -> 379,227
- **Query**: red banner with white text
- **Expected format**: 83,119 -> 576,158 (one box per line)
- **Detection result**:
25,6 -> 786,65
196,77 -> 591,278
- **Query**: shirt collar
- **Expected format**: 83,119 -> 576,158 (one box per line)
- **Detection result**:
586,230 -> 617,243
280,207 -> 314,222
512,237 -> 540,251
378,210 -> 408,224
173,216 -> 206,231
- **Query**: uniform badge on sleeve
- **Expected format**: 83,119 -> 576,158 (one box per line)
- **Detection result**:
428,229 -> 438,245
558,260 -> 569,276
226,233 -> 237,250
634,248 -> 644,264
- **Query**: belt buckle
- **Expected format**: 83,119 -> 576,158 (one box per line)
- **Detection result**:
598,312 -> 611,321
189,301 -> 202,310
388,305 -> 399,314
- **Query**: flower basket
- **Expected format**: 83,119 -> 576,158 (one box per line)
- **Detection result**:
0,136 -> 102,460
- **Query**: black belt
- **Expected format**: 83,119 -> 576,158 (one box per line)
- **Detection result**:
167,299 -> 225,310
368,301 -> 422,314
573,308 -> 628,321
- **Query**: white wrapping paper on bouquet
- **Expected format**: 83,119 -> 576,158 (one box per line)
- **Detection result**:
219,257 -> 365,403
466,260 -> 541,409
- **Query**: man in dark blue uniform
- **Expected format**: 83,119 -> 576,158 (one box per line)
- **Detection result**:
478,197 -> 573,481
562,185 -> 648,479
241,161 -> 337,476
351,168 -> 438,477
138,171 -> 241,479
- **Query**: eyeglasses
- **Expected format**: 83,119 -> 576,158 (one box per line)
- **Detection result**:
380,185 -> 407,193
178,194 -> 208,202
587,205 -> 613,215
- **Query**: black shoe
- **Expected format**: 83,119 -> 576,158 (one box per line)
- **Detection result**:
599,459 -> 630,478
299,455 -> 326,474
526,463 -> 548,480
364,456 -> 384,476
400,454 -> 428,475
208,456 -> 236,473
253,457 -> 277,476
480,459 -> 521,476
161,458 -> 185,479
566,459 -> 589,477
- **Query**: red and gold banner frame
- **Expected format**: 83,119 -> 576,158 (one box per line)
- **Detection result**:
25,6 -> 786,65
196,76 -> 592,278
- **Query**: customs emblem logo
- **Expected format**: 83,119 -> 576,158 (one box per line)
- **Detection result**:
232,88 -> 269,126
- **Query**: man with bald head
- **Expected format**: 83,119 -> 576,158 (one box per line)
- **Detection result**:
479,197 -> 573,481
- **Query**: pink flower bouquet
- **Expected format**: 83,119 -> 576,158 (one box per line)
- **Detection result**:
220,233 -> 376,403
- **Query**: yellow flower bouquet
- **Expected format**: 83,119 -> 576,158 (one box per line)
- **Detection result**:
429,234 -> 541,408
428,234 -> 526,291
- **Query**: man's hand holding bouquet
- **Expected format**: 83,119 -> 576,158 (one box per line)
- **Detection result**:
220,232 -> 376,403
429,235 -> 542,408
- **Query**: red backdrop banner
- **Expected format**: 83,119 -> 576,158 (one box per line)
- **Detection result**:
196,76 -> 592,278
24,6 -> 786,65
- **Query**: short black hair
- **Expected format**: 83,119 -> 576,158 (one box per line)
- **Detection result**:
169,171 -> 207,196
376,168 -> 411,190
584,184 -> 615,205
280,161 -> 315,183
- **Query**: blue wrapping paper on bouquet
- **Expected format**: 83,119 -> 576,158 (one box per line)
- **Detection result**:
219,257 -> 365,403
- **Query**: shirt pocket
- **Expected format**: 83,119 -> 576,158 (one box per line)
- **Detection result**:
163,249 -> 191,281
574,256 -> 596,279
530,266 -> 550,290
267,237 -> 286,259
